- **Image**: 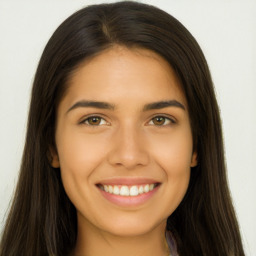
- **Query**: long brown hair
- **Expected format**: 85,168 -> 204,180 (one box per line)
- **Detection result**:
0,2 -> 245,255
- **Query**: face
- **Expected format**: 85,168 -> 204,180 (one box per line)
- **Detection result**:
52,46 -> 197,237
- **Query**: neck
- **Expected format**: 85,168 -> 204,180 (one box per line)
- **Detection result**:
72,217 -> 170,256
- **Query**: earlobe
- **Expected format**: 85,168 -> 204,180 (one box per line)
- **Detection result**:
48,147 -> 60,168
51,155 -> 60,168
190,152 -> 198,167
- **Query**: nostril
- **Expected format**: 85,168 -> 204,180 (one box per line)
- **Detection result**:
107,149 -> 150,169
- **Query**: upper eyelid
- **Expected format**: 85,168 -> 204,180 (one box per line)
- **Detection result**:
147,117 -> 175,126
78,113 -> 177,125
79,113 -> 107,120
148,114 -> 177,122
79,114 -> 109,125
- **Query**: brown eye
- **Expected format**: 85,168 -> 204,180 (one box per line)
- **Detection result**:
149,116 -> 173,126
83,116 -> 107,126
152,116 -> 166,125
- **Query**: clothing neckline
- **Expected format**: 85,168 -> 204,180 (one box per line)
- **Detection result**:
166,231 -> 179,256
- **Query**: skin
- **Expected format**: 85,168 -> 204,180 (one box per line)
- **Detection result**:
51,46 -> 197,256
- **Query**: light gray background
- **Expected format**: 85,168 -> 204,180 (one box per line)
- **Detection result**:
0,0 -> 255,255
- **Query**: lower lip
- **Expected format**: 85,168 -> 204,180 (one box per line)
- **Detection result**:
97,185 -> 160,207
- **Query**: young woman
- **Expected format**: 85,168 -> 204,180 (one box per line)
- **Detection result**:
0,1 -> 245,256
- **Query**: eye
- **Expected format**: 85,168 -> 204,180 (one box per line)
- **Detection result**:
82,116 -> 108,126
148,116 -> 175,126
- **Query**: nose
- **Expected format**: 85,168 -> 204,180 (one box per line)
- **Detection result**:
107,125 -> 150,169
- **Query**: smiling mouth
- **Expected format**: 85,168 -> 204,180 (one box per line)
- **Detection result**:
97,183 -> 160,197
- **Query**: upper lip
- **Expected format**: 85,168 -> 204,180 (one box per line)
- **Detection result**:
96,177 -> 160,186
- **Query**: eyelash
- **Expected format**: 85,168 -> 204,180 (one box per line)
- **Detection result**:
80,115 -> 176,127
148,116 -> 176,126
80,116 -> 109,126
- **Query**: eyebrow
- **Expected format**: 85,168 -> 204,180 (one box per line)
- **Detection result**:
143,100 -> 185,111
67,100 -> 115,113
66,99 -> 185,114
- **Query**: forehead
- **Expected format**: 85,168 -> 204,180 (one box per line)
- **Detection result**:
61,46 -> 187,109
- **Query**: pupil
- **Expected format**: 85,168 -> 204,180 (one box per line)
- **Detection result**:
154,117 -> 164,125
90,117 -> 100,124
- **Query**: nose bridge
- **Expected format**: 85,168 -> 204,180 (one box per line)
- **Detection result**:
107,122 -> 149,169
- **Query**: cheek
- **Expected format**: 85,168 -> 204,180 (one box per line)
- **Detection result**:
148,127 -> 194,171
147,129 -> 193,210
57,128 -> 108,174
55,128 -> 109,203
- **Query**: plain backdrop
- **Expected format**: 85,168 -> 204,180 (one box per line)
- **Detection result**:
0,0 -> 255,255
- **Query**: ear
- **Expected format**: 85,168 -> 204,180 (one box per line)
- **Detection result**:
190,151 -> 198,167
48,146 -> 60,168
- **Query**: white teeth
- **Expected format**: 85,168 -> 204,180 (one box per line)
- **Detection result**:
101,183 -> 157,196
120,186 -> 129,196
149,184 -> 154,191
129,185 -> 139,196
104,185 -> 109,193
108,185 -> 113,194
138,185 -> 144,194
113,186 -> 119,195
144,184 -> 149,193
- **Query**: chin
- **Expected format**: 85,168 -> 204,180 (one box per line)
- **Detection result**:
99,214 -> 167,237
